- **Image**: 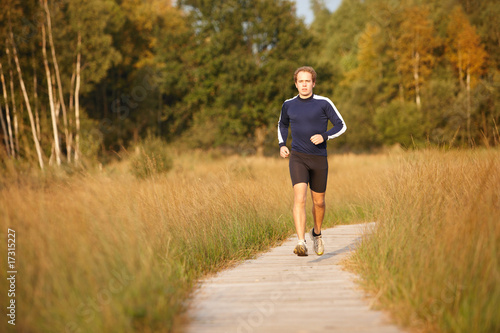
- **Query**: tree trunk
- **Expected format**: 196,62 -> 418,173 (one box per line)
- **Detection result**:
42,24 -> 61,166
33,49 -> 41,141
43,0 -> 70,163
0,62 -> 15,157
6,44 -> 20,158
74,32 -> 82,162
34,78 -> 41,142
0,99 -> 9,156
68,70 -> 75,160
11,77 -> 19,158
69,71 -> 75,113
413,51 -> 421,109
466,65 -> 472,146
9,31 -> 45,170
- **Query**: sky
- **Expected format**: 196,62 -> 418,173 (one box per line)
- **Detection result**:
294,0 -> 342,25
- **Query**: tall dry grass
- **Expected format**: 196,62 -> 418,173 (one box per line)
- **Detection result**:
349,149 -> 500,333
0,150 -> 378,332
4,149 -> 494,332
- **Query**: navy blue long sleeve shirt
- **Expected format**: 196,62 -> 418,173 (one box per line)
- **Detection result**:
277,94 -> 346,156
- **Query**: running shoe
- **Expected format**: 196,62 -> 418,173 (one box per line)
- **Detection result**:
309,228 -> 324,255
293,240 -> 308,256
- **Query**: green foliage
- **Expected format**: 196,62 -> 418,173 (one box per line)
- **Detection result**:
129,136 -> 173,179
67,0 -> 123,92
176,0 -> 312,152
78,115 -> 103,162
374,100 -> 423,147
420,77 -> 458,144
2,0 -> 500,168
310,0 -> 499,150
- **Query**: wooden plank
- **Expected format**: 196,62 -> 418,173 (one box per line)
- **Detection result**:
179,222 -> 405,333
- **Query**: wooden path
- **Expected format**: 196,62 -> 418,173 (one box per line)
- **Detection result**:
180,223 -> 404,333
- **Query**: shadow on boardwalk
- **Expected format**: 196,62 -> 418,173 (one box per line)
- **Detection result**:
308,237 -> 361,264
179,223 -> 405,333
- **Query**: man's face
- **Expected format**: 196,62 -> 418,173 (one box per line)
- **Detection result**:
295,71 -> 315,98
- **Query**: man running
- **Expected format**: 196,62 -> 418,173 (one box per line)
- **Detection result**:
278,66 -> 346,256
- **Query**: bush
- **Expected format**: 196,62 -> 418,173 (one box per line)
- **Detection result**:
130,137 -> 173,179
374,101 -> 424,147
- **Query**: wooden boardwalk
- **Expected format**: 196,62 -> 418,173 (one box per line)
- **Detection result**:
180,223 -> 404,333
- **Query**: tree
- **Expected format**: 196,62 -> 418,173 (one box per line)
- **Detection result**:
136,0 -> 190,142
395,6 -> 438,109
338,22 -> 385,150
374,100 -> 423,147
9,26 -> 45,169
310,0 -> 369,89
177,0 -> 311,153
0,94 -> 8,156
74,32 -> 81,162
42,0 -> 68,164
41,22 -> 61,166
446,6 -> 487,144
345,23 -> 383,84
0,62 -> 15,157
66,0 -> 123,156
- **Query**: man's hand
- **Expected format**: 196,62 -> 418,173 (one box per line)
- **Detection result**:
280,146 -> 290,158
310,134 -> 324,145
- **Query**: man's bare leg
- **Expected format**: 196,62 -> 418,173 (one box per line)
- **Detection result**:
311,190 -> 325,234
293,183 -> 308,240
310,190 -> 326,255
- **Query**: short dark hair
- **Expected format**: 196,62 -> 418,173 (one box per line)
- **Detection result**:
294,66 -> 317,83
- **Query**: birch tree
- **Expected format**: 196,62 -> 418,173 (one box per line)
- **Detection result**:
66,0 -> 122,159
9,29 -> 45,169
43,0 -> 70,162
32,48 -> 41,140
0,97 -> 8,156
41,23 -> 61,166
0,62 -> 15,157
74,32 -> 81,162
5,43 -> 20,157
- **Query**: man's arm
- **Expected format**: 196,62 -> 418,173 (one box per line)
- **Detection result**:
321,99 -> 346,142
277,104 -> 290,156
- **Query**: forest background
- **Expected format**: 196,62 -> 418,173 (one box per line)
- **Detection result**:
0,0 -> 499,170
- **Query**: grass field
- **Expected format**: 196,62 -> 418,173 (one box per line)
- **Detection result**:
1,148 -> 498,332
348,149 -> 500,333
0,149 -> 375,332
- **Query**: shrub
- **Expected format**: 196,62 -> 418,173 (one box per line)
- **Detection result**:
130,137 -> 173,179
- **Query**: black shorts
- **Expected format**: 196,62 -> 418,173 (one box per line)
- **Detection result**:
289,151 -> 328,193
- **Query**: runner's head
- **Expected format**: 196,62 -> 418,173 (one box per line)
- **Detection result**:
294,66 -> 317,83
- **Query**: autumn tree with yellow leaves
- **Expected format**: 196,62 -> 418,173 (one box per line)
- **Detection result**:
395,6 -> 438,110
446,6 -> 488,144
310,0 -> 497,149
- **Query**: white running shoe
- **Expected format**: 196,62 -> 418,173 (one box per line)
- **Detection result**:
309,228 -> 324,255
293,240 -> 308,256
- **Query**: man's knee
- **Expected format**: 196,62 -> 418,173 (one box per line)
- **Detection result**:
293,183 -> 308,206
311,192 -> 325,208
294,195 -> 307,206
313,199 -> 325,209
